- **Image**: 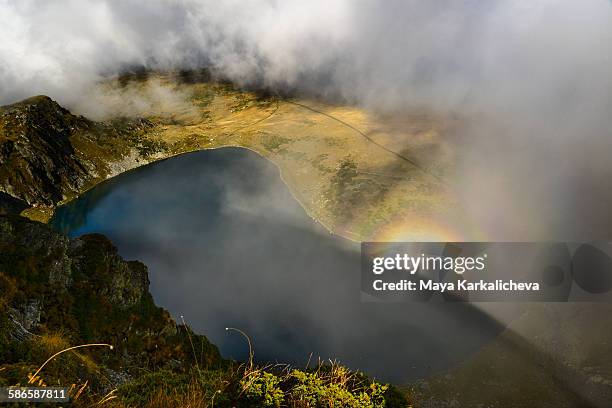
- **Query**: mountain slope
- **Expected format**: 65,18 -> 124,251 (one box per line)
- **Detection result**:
0,201 -> 221,389
0,95 -> 163,219
0,96 -> 90,205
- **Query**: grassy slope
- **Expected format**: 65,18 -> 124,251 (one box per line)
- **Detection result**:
14,73 -> 461,242
412,303 -> 612,407
144,75 -> 461,241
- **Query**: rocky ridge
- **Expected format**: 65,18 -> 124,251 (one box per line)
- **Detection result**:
0,193 -> 220,390
0,95 -> 163,220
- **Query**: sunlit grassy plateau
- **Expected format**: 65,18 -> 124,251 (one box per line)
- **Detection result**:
20,71 -> 461,242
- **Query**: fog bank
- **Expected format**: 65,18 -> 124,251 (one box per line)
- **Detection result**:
2,0 -> 612,239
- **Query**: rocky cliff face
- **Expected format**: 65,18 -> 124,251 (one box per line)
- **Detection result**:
0,206 -> 220,387
0,96 -> 91,205
0,96 -> 162,213
0,96 -> 211,391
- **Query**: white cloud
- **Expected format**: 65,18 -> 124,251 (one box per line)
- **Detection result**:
2,0 -> 612,239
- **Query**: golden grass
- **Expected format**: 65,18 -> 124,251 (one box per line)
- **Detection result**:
28,342 -> 113,384
36,332 -> 71,353
26,72 -> 461,241
7,329 -> 403,408
108,383 -> 213,408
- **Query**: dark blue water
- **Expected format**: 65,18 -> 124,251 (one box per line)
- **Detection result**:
51,147 -> 505,383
